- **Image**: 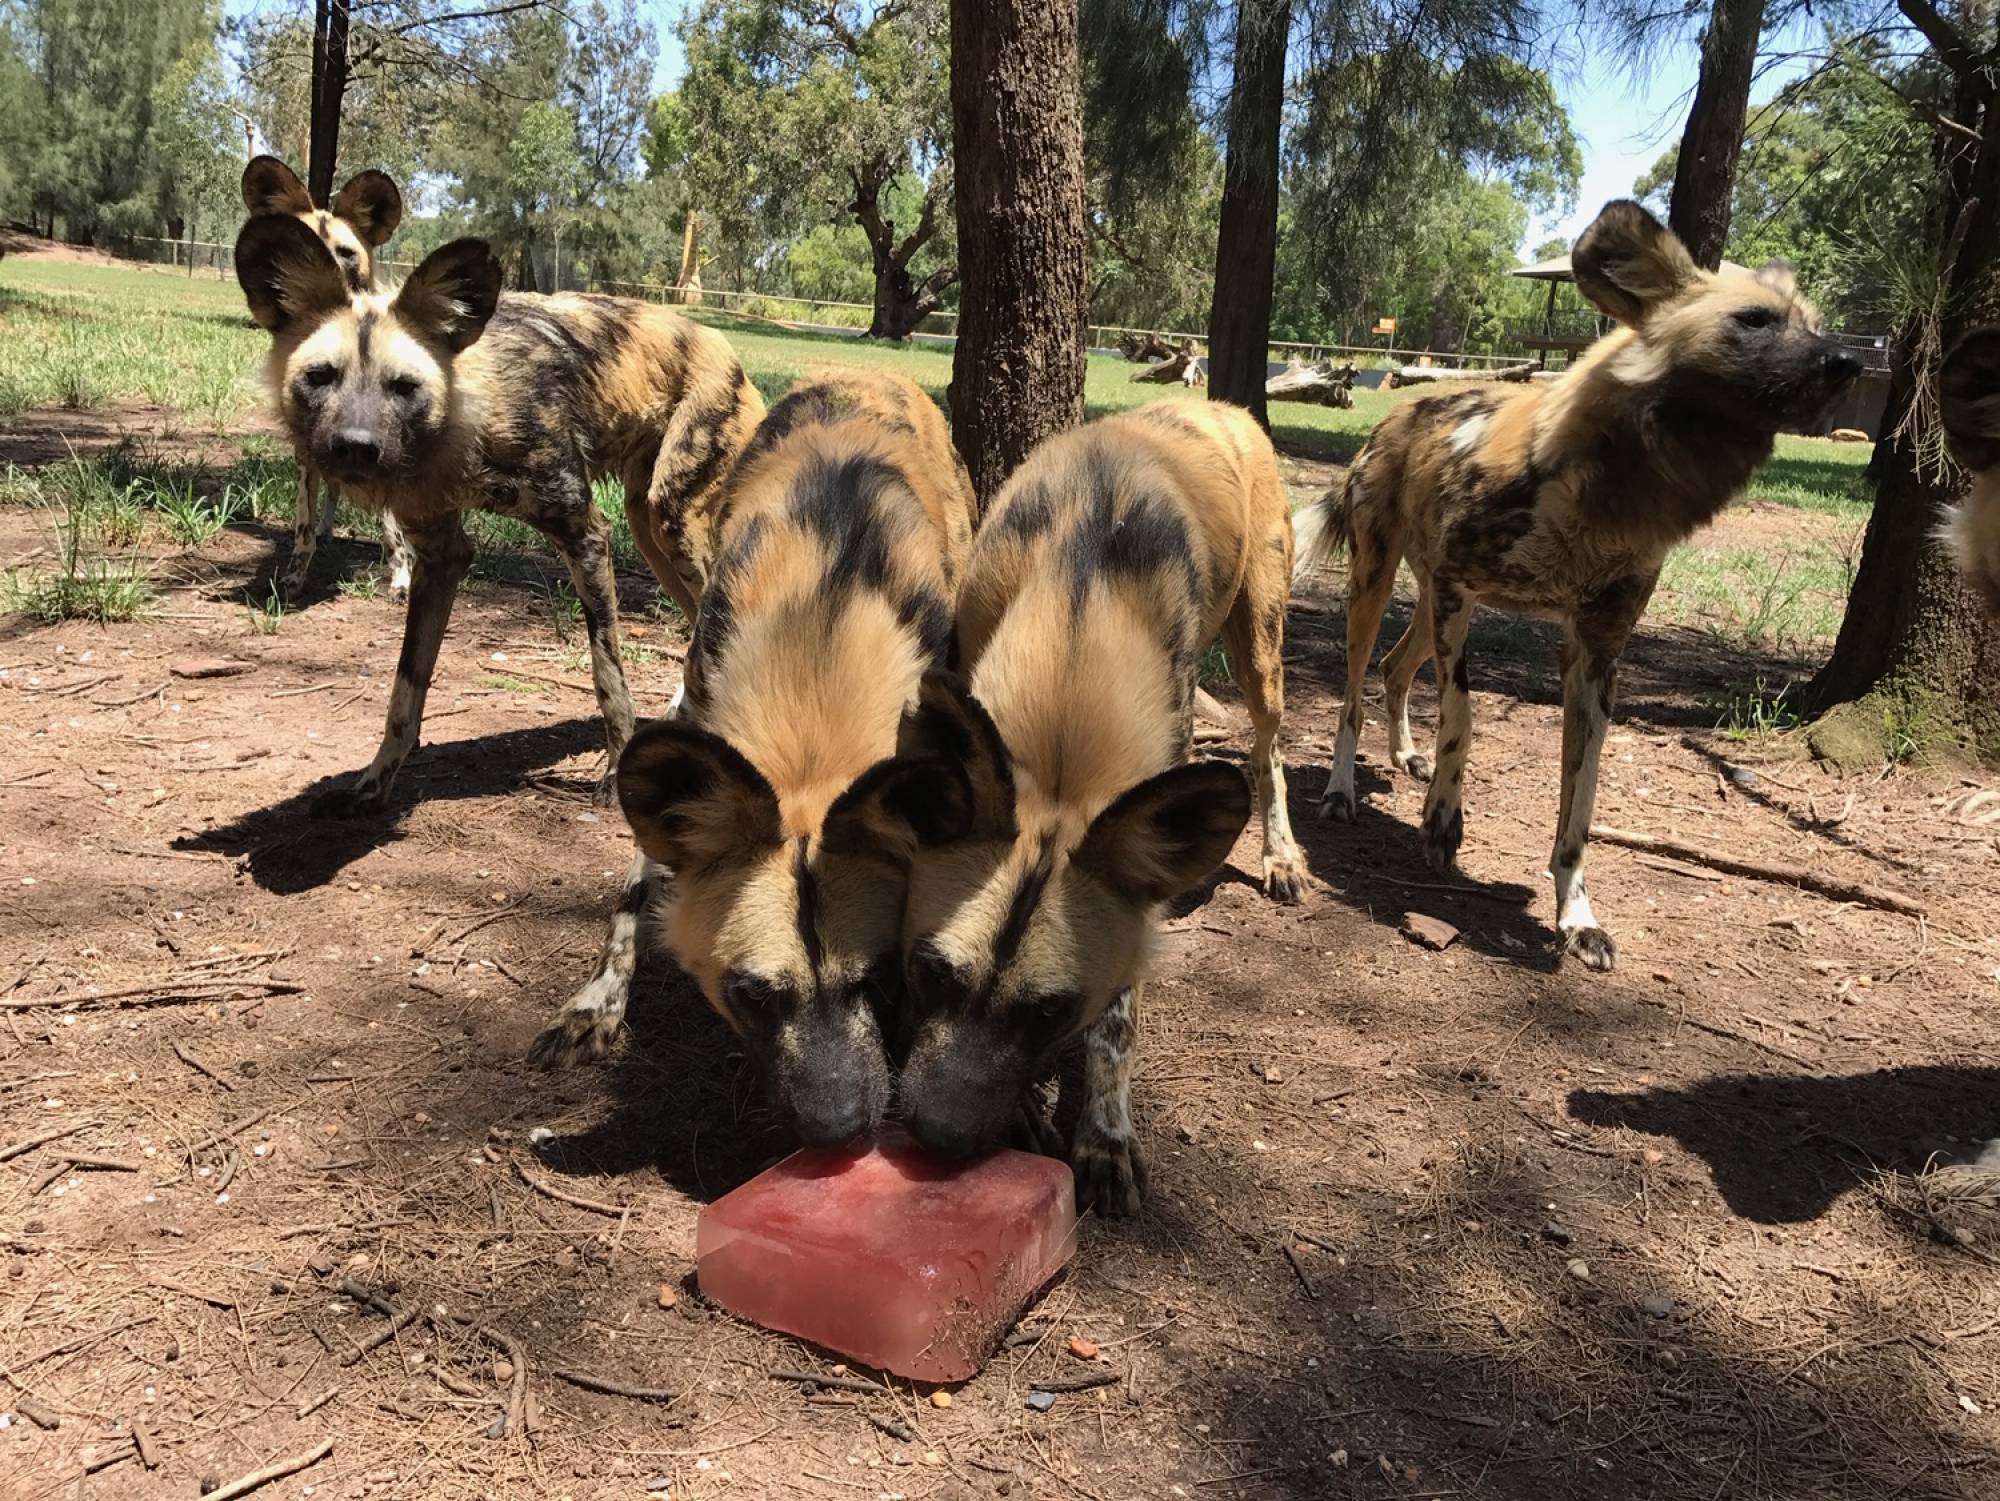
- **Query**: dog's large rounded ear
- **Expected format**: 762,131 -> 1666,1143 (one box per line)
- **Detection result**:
391,238 -> 502,353
1941,326 -> 2000,475
331,169 -> 403,247
821,755 -> 975,865
1571,199 -> 1699,328
1072,759 -> 1251,907
241,156 -> 314,217
234,213 -> 350,333
899,670 -> 1016,839
617,720 -> 782,871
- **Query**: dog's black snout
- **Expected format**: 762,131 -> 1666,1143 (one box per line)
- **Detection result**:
329,430 -> 382,470
1824,350 -> 1863,385
794,1095 -> 872,1150
906,1106 -> 988,1161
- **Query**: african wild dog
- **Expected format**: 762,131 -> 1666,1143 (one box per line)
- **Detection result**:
233,213 -> 765,817
239,156 -> 414,600
840,400 -> 1305,1214
1295,199 -> 1862,971
533,372 -> 976,1143
1939,327 -> 2000,613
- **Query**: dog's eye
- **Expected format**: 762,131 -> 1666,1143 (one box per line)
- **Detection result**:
301,364 -> 339,389
907,945 -> 963,1006
725,973 -> 788,1017
1735,307 -> 1781,330
1021,990 -> 1081,1036
384,375 -> 421,399
337,245 -> 358,261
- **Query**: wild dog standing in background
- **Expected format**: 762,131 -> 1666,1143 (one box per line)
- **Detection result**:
234,214 -> 765,817
534,373 -> 975,1141
842,401 -> 1305,1214
239,156 -> 414,600
1939,327 -> 2000,612
1295,200 -> 1862,971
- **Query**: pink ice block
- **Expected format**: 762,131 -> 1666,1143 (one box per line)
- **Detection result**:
696,1135 -> 1077,1381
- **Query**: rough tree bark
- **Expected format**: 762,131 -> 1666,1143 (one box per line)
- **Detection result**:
1205,0 -> 1290,428
947,0 -> 1089,505
1806,2 -> 2000,766
1668,0 -> 1766,271
307,0 -> 351,206
672,208 -> 702,303
851,162 -> 959,340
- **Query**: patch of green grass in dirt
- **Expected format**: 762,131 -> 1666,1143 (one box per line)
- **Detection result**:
1704,676 -> 1804,743
482,673 -> 544,694
1654,534 -> 1860,652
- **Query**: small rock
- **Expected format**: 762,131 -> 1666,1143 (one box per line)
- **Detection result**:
1952,1225 -> 1978,1248
201,1474 -> 223,1495
1540,1221 -> 1572,1247
1652,1347 -> 1682,1371
1566,1259 -> 1591,1281
1068,1337 -> 1100,1360
1724,764 -> 1760,788
171,657 -> 255,680
1639,1293 -> 1674,1318
1263,1063 -> 1284,1085
306,1256 -> 335,1280
1401,912 -> 1460,951
657,1284 -> 679,1310
494,1359 -> 515,1382
1960,1392 -> 1984,1415
830,1364 -> 848,1377
1641,1148 -> 1665,1166
1651,970 -> 1674,985
1025,1390 -> 1056,1413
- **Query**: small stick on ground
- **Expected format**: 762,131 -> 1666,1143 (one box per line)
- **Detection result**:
91,679 -> 169,707
202,1436 -> 334,1501
213,1148 -> 241,1196
2,978 -> 304,1011
152,1278 -> 236,1309
1029,1371 -> 1124,1394
294,1387 -> 339,1419
55,1152 -> 140,1172
1282,1242 -> 1318,1300
1293,1230 -> 1342,1255
769,1368 -> 892,1396
866,1411 -> 916,1442
130,1413 -> 160,1468
339,1302 -> 424,1366
513,1160 -> 630,1217
0,1120 -> 95,1162
189,1105 -> 279,1154
337,1277 -> 398,1317
546,1367 -> 679,1402
173,1042 -> 242,1088
431,1309 -> 527,1439
14,1394 -> 60,1429
1589,824 -> 1925,916
267,681 -> 337,699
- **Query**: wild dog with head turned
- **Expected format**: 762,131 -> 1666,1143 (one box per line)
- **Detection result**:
1295,199 -> 1862,971
1939,327 -> 2000,613
843,400 -> 1305,1214
545,372 -> 975,1142
239,156 -> 414,600
234,213 -> 765,818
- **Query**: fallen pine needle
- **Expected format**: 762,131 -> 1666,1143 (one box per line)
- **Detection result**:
513,1160 -> 630,1217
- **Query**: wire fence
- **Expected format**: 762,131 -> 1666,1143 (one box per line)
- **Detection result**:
114,235 -> 1888,375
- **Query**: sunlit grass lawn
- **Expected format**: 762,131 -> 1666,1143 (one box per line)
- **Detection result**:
0,254 -> 1874,652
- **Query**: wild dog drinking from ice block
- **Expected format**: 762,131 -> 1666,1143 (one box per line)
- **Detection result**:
595,373 -> 977,1145
838,400 -> 1303,1214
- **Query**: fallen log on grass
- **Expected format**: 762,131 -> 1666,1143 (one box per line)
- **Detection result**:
1387,361 -> 1536,388
1266,358 -> 1357,408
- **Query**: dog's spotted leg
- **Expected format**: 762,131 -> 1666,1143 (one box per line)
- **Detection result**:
1381,585 -> 1436,781
529,499 -> 635,804
282,460 -> 323,601
1551,580 -> 1652,971
380,510 -> 413,599
1223,574 -> 1306,902
1418,582 -> 1474,872
530,849 -> 658,1066
1321,516 -> 1400,822
1073,985 -> 1147,1217
315,513 -> 471,816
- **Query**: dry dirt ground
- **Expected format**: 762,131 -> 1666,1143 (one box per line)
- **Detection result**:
2,418 -> 1999,1501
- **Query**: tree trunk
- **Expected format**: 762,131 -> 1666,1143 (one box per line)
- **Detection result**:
947,0 -> 1089,505
307,0 -> 350,206
673,208 -> 701,303
1807,71 -> 2000,767
1668,0 -> 1765,271
1205,0 -> 1289,428
866,262 -> 958,340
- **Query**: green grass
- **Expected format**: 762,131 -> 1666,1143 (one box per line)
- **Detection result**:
1654,537 -> 1859,652
1705,676 -> 1803,743
0,256 -> 1872,568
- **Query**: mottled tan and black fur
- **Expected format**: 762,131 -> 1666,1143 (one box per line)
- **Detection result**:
1296,200 -> 1862,971
1939,327 -> 2000,613
234,213 -> 765,825
239,156 -> 413,599
844,400 -> 1304,1213
540,372 -> 975,1142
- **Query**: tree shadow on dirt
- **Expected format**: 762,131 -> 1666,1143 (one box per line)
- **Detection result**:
1569,1066 -> 2000,1223
175,716 -> 609,893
